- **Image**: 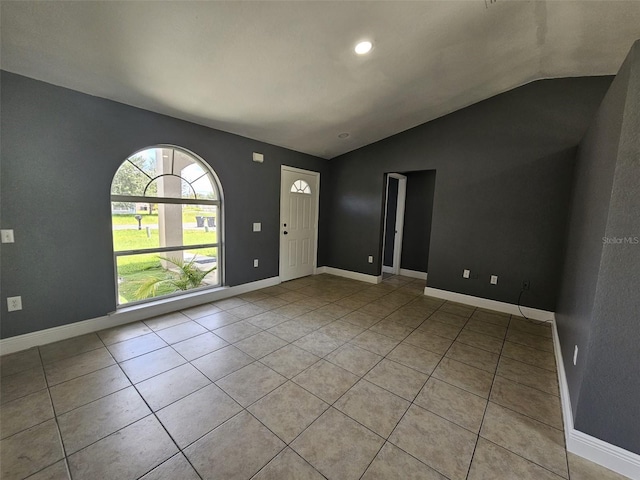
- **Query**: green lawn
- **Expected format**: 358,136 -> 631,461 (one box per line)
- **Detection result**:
112,228 -> 217,252
112,212 -> 216,226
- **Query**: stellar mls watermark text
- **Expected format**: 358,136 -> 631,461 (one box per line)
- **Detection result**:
602,236 -> 639,245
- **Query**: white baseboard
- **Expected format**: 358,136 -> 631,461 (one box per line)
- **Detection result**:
0,276 -> 281,355
382,266 -> 394,274
421,286 -> 639,478
399,269 -> 428,280
315,266 -> 382,284
423,287 -> 554,322
552,321 -> 640,480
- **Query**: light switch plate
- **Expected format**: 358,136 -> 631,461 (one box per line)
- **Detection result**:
252,152 -> 264,163
253,222 -> 261,232
490,275 -> 498,285
463,269 -> 470,279
1,229 -> 15,243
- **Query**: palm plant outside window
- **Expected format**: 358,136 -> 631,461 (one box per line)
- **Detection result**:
111,146 -> 222,305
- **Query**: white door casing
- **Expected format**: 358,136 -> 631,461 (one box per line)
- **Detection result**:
279,166 -> 319,282
382,173 -> 407,275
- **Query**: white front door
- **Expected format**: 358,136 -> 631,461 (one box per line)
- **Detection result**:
279,166 -> 319,282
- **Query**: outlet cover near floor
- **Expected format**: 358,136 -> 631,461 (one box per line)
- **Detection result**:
7,296 -> 22,311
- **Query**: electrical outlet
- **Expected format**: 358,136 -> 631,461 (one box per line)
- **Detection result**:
253,259 -> 259,268
1,229 -> 15,243
522,280 -> 531,290
368,256 -> 373,263
7,296 -> 22,312
463,269 -> 470,279
252,222 -> 261,232
490,275 -> 498,285
573,345 -> 579,365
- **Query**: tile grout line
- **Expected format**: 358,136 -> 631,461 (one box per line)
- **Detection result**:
401,303 -> 481,480
123,353 -> 207,480
2,276 -> 568,480
252,279 -> 551,478
231,282 -> 429,477
472,314 -> 568,479
40,346 -> 73,480
464,312 -> 507,479
328,298 -> 473,478
209,290 -> 561,478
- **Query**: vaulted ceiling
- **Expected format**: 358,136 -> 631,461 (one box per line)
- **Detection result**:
2,1 -> 639,158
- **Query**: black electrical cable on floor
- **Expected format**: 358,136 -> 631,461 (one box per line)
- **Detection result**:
516,288 -> 547,326
516,289 -> 530,320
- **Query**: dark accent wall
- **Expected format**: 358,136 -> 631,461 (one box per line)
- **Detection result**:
400,170 -> 436,273
383,177 -> 399,266
323,77 -> 612,311
556,41 -> 640,454
0,71 -> 327,339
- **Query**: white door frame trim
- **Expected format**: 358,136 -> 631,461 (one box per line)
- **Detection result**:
280,165 -> 320,279
381,173 -> 407,275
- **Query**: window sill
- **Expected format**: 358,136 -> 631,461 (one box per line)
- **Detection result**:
108,285 -> 229,319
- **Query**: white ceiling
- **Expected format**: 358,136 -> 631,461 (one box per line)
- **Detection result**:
2,1 -> 639,159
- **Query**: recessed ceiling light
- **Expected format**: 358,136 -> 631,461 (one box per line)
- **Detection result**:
354,41 -> 372,55
338,132 -> 350,139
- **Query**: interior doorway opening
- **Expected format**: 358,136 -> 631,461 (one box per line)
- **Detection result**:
381,170 -> 436,280
382,174 -> 407,275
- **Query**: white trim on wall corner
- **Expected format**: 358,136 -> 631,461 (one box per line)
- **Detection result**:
0,276 -> 281,356
552,321 -> 640,480
315,266 -> 382,284
423,286 -> 554,322
399,269 -> 428,280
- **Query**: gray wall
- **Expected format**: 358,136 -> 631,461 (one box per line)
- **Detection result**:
557,41 -> 640,454
400,170 -> 436,273
0,71 -> 327,339
323,77 -> 612,311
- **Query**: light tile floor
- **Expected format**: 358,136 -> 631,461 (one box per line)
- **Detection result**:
0,274 -> 631,480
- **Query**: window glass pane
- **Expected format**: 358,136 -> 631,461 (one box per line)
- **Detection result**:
112,203 -> 218,251
116,246 -> 218,305
182,163 -> 217,200
128,148 -> 162,177
290,179 -> 311,194
144,175 -> 184,199
113,147 -> 218,200
111,162 -> 151,196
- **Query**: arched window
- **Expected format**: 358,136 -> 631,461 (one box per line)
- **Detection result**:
111,146 -> 222,305
290,179 -> 311,194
